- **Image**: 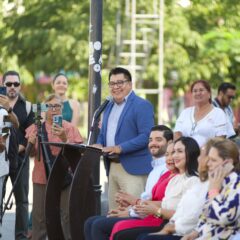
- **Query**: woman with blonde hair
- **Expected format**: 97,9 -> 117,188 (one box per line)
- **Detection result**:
182,139 -> 240,240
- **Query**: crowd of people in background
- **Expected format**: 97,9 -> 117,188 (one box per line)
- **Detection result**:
0,66 -> 239,240
85,67 -> 240,240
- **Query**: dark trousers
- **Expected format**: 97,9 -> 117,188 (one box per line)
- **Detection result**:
11,155 -> 29,240
112,222 -> 167,240
137,233 -> 182,240
84,215 -> 130,240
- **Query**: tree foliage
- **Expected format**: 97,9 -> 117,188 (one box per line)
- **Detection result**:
0,0 -> 239,103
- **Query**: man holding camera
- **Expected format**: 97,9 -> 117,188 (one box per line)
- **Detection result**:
1,71 -> 34,240
0,105 -> 19,238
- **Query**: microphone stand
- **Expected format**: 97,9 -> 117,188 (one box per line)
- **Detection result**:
87,109 -> 100,145
0,142 -> 33,225
35,103 -> 52,179
87,97 -> 112,214
87,97 -> 112,145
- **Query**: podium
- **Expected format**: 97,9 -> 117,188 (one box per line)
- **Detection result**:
44,143 -> 103,240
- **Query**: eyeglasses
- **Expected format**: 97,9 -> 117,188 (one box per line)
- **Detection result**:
192,88 -> 206,94
46,104 -> 62,110
5,82 -> 21,87
108,80 -> 129,88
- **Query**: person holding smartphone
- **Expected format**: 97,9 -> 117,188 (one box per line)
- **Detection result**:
0,85 -> 19,129
181,139 -> 240,240
25,94 -> 83,240
1,70 -> 33,240
137,139 -> 240,240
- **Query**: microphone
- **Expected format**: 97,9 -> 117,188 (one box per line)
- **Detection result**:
94,96 -> 112,120
87,96 -> 112,145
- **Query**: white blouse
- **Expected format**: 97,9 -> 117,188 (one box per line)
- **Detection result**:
161,173 -> 199,211
171,180 -> 209,235
174,106 -> 233,147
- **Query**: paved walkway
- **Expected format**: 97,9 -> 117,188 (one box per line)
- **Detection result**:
0,159 -> 33,239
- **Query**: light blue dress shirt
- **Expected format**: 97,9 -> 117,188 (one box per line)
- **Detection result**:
106,91 -> 132,147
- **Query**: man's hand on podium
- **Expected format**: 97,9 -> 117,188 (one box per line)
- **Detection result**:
91,144 -> 103,149
102,145 -> 122,155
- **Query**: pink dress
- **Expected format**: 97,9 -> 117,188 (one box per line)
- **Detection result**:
109,170 -> 175,240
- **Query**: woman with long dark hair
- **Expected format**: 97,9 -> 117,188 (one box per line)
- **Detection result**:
136,137 -> 223,240
110,137 -> 200,240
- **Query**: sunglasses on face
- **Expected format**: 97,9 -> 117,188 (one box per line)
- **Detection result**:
5,82 -> 21,87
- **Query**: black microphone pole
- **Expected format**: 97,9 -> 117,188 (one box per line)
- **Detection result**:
35,103 -> 52,178
0,142 -> 33,224
87,96 -> 112,145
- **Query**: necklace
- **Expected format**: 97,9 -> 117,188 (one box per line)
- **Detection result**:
190,121 -> 197,136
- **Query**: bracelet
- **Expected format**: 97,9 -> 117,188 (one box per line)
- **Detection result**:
128,207 -> 132,217
135,198 -> 141,205
208,189 -> 219,198
154,207 -> 162,218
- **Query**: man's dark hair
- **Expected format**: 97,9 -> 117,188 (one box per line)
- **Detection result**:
2,70 -> 20,83
218,82 -> 236,94
108,67 -> 132,82
151,125 -> 173,142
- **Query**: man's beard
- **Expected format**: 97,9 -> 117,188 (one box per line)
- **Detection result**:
7,92 -> 19,100
151,148 -> 165,158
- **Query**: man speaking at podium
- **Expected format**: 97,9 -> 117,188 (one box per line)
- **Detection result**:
97,67 -> 154,210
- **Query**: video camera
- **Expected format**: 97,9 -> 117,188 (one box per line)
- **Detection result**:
0,115 -> 12,137
32,103 -> 48,113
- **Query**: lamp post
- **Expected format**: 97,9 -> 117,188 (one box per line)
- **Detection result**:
158,0 -> 164,124
88,0 -> 103,214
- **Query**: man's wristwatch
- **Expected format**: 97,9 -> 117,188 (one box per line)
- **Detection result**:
155,207 -> 162,218
7,107 -> 13,114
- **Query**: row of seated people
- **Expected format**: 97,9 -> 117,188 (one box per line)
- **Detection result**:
84,129 -> 240,240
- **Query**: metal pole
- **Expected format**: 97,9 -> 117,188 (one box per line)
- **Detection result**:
88,0 -> 103,214
158,0 -> 164,123
131,0 -> 136,88
88,0 -> 103,141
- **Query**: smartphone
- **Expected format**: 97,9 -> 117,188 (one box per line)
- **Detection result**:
0,86 -> 7,95
53,115 -> 63,127
3,115 -> 12,128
